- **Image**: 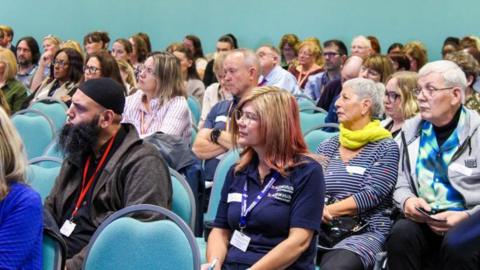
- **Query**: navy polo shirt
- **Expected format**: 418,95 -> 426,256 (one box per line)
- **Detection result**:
203,98 -> 237,181
213,156 -> 325,269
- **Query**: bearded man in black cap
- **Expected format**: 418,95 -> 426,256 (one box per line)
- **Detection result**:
44,78 -> 172,269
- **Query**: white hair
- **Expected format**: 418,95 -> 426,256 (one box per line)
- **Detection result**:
418,60 -> 467,102
344,77 -> 385,119
351,35 -> 372,48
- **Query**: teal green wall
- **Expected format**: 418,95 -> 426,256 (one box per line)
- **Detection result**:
1,0 -> 478,60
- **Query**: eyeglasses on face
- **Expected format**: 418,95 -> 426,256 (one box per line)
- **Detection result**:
385,91 -> 401,103
84,65 -> 101,74
234,109 -> 259,125
413,84 -> 454,97
52,60 -> 69,68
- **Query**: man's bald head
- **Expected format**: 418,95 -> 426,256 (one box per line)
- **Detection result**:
341,55 -> 364,82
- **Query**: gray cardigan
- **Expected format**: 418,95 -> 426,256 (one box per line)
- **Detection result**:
393,107 -> 480,216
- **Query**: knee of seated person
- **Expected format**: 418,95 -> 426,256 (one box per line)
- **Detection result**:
386,219 -> 418,250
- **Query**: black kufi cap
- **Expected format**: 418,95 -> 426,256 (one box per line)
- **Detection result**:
78,78 -> 125,114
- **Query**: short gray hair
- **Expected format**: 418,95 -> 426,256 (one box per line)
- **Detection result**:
418,60 -> 467,101
226,48 -> 261,76
343,77 -> 385,119
351,35 -> 372,48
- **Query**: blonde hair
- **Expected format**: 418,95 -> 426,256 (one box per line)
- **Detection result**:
150,52 -> 186,104
0,107 -> 28,199
61,40 -> 84,58
231,86 -> 309,176
0,47 -> 17,81
363,54 -> 394,84
117,59 -> 137,94
386,71 -> 419,119
43,35 -> 61,48
298,40 -> 325,68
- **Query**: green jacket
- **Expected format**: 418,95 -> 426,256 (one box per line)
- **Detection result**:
1,79 -> 28,113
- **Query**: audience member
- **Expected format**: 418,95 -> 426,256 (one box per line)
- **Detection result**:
206,87 -> 324,269
288,40 -> 324,99
31,48 -> 83,104
445,51 -> 480,114
312,39 -> 348,101
193,49 -> 260,185
389,53 -> 411,72
0,106 -> 42,269
117,59 -> 137,95
317,78 -> 398,270
203,34 -> 236,87
359,54 -> 394,84
351,35 -> 373,59
441,37 -> 460,59
84,51 -> 125,89
129,34 -> 149,77
184,35 -> 208,79
279,33 -> 300,70
172,44 -> 206,103
0,25 -> 15,52
387,60 -> 480,270
199,52 -> 232,128
387,42 -> 403,55
403,41 -> 428,72
83,31 -> 110,56
111,38 -> 132,63
15,36 -> 40,90
44,78 -> 172,269
382,71 -> 419,139
61,40 -> 84,59
256,44 -> 297,93
0,47 -> 28,112
367,35 -> 381,54
122,52 -> 192,142
30,35 -> 61,92
136,32 -> 152,53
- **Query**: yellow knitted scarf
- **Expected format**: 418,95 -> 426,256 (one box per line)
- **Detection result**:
339,120 -> 392,149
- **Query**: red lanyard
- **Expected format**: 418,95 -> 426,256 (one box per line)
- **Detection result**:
70,133 -> 117,219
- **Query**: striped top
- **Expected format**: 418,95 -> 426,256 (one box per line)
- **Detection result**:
316,136 -> 399,269
122,90 -> 192,143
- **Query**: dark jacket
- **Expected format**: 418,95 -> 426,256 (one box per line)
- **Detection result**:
44,124 -> 172,269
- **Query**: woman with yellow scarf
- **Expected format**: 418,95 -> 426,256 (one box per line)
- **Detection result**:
316,78 -> 400,270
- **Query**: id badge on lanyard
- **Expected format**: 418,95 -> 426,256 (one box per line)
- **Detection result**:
230,172 -> 279,252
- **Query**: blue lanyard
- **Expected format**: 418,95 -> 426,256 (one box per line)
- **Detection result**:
239,172 -> 279,231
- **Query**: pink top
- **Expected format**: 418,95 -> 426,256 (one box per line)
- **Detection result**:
122,90 -> 192,143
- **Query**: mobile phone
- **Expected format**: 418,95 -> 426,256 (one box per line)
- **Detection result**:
415,207 -> 447,223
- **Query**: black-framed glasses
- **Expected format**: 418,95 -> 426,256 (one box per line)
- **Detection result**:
323,52 -> 339,58
413,85 -> 454,97
84,65 -> 101,74
233,109 -> 259,125
52,60 -> 69,68
385,91 -> 401,103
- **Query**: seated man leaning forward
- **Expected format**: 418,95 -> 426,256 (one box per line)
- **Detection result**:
387,60 -> 480,270
44,78 -> 172,270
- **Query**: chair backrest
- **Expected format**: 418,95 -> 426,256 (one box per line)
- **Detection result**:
11,109 -> 56,160
170,168 -> 197,231
29,98 -> 68,133
190,125 -> 198,147
27,157 -> 62,203
43,140 -> 65,159
187,96 -> 201,126
204,149 -> 240,222
83,204 -> 201,270
43,232 -> 64,270
304,125 -> 339,152
300,111 -> 327,135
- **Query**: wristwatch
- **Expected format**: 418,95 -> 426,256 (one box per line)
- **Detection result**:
210,128 -> 222,144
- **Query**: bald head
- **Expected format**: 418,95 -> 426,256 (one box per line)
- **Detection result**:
341,55 -> 364,82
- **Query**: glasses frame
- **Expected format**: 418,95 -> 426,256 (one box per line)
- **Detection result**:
233,109 -> 259,125
413,85 -> 454,97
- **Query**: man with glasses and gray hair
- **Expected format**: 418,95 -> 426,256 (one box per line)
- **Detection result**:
386,60 -> 480,269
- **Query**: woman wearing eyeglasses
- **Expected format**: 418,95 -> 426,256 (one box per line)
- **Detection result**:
84,51 -> 125,90
359,55 -> 394,84
204,87 -> 325,270
122,52 -> 192,142
31,48 -> 83,103
382,71 -> 419,139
